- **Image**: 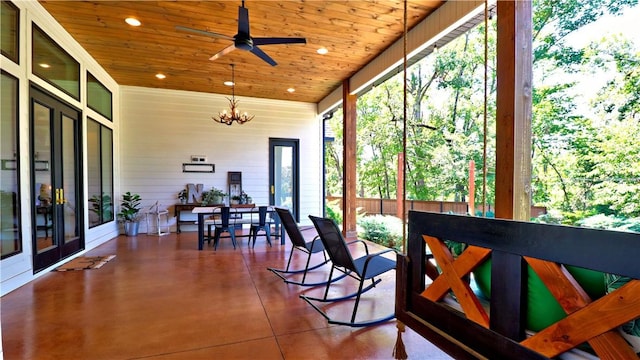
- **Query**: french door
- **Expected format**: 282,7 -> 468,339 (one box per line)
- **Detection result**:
269,138 -> 299,221
31,86 -> 83,272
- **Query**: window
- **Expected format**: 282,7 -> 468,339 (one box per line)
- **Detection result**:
1,71 -> 21,259
1,1 -> 19,63
87,72 -> 112,120
32,24 -> 79,100
87,118 -> 113,227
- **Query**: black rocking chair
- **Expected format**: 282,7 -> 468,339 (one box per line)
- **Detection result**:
301,215 -> 397,327
268,208 -> 339,286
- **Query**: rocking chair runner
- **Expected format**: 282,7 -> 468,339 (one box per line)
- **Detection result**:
302,215 -> 398,327
268,207 -> 336,286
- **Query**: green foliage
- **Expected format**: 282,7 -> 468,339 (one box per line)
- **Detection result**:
357,215 -> 403,251
531,210 -> 564,225
201,187 -> 226,206
89,193 -> 113,222
576,214 -> 640,232
323,0 -> 639,228
325,199 -> 342,225
117,192 -> 141,223
443,240 -> 467,258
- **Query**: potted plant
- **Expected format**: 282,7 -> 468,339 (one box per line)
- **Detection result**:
230,195 -> 242,205
117,191 -> 142,236
88,193 -> 113,224
177,189 -> 188,204
239,191 -> 252,204
201,187 -> 226,206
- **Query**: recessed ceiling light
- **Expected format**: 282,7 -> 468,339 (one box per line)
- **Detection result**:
125,17 -> 141,27
287,88 -> 295,93
39,63 -> 51,68
317,47 -> 328,55
155,73 -> 166,79
223,81 -> 234,87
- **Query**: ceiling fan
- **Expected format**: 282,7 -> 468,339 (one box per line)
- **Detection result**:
176,0 -> 306,66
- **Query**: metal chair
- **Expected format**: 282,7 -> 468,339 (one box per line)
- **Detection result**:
268,207 -> 338,286
208,206 -> 237,250
249,205 -> 272,247
301,215 -> 397,327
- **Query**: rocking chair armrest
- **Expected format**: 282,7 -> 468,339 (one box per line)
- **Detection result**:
361,248 -> 398,274
346,239 -> 370,255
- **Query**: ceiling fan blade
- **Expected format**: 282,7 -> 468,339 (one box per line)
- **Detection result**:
253,37 -> 307,46
209,43 -> 237,61
238,5 -> 250,37
175,25 -> 234,41
250,46 -> 277,66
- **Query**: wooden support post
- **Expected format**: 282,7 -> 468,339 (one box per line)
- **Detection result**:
491,0 -> 532,341
342,80 -> 358,240
495,0 -> 533,221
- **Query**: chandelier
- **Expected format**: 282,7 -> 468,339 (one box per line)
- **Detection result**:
212,64 -> 254,125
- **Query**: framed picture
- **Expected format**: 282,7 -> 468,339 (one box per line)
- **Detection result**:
182,163 -> 215,173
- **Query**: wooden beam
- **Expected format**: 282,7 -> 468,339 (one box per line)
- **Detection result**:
342,79 -> 358,240
492,1 -> 532,341
495,0 -> 533,221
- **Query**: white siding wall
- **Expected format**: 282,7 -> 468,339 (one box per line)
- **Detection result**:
119,86 -> 322,232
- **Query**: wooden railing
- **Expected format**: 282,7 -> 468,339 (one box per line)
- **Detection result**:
397,211 -> 640,359
326,196 -> 547,218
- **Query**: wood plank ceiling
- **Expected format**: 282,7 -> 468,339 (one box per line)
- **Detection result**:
39,1 -> 445,103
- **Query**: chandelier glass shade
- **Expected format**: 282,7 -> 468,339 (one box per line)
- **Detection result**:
212,64 -> 254,125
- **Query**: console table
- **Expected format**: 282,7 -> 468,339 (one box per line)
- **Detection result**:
174,203 -> 222,233
174,203 -> 197,233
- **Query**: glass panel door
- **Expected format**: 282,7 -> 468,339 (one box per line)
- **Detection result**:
1,71 -> 21,259
33,102 -> 54,254
269,138 -> 299,221
31,86 -> 82,272
60,113 -> 80,252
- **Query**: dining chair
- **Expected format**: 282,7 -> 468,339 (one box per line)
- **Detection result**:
249,205 -> 273,248
301,215 -> 397,327
208,206 -> 237,250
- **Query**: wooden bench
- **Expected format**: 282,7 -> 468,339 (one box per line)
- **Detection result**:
396,211 -> 640,359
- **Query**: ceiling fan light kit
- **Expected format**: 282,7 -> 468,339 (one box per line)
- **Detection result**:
176,0 -> 306,66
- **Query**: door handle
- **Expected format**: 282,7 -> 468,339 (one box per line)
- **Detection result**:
270,185 -> 274,195
55,188 -> 65,205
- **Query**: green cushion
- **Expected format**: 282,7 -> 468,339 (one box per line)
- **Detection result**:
473,259 -> 605,332
566,265 -> 606,299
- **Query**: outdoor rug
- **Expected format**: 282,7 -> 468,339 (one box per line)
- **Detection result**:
55,255 -> 116,271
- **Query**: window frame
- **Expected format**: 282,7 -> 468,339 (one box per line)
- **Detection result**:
31,23 -> 80,100
0,1 -> 20,64
87,117 -> 114,228
86,72 -> 113,121
1,70 -> 22,259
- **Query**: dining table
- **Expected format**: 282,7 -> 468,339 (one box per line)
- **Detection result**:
192,205 -> 285,250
